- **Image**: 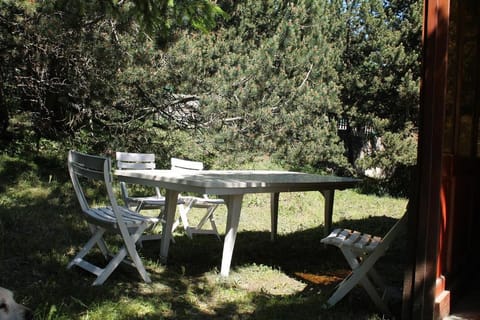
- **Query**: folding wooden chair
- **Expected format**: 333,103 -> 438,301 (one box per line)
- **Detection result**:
171,157 -> 224,240
320,213 -> 408,315
67,150 -> 158,285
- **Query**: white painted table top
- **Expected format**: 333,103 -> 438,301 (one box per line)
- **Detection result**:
114,169 -> 359,195
114,168 -> 360,276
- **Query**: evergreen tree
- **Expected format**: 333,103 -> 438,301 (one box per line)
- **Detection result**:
166,0 -> 351,172
333,0 -> 421,192
1,0 -> 422,195
0,0 -> 225,157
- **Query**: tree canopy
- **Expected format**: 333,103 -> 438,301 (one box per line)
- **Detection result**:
0,0 -> 421,195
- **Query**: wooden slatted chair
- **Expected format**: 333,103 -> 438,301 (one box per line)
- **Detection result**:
320,213 -> 408,315
67,150 -> 158,285
171,157 -> 224,240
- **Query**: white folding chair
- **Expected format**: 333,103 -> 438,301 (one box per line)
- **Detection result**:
171,157 -> 224,240
116,151 -> 186,242
115,152 -> 166,212
320,213 -> 408,315
67,150 -> 158,285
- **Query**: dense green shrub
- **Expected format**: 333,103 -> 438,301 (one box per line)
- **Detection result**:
0,0 -> 422,195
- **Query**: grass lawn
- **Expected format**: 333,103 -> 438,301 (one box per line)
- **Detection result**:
0,154 -> 408,319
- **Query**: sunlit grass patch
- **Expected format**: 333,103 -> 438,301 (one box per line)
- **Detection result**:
217,263 -> 307,296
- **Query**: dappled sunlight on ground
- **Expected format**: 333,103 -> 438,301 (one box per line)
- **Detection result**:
294,270 -> 348,286
216,264 -> 307,295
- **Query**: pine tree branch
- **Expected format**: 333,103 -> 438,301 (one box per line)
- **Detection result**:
299,63 -> 313,88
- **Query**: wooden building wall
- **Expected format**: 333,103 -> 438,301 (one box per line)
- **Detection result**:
441,0 -> 480,295
402,1 -> 480,319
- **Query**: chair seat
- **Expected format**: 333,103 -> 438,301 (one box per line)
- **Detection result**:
180,196 -> 224,207
124,195 -> 166,209
321,228 -> 382,254
84,206 -> 159,228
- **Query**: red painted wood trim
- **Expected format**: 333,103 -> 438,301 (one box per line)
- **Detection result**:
402,0 -> 450,319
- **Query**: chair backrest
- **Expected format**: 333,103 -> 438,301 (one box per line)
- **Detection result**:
171,158 -> 212,200
115,152 -> 161,199
68,150 -> 120,215
170,157 -> 204,172
373,212 -> 408,253
116,152 -> 156,170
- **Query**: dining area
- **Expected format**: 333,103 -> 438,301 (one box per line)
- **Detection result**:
114,161 -> 360,277
0,148 -> 410,320
67,150 -> 359,282
67,150 -> 408,316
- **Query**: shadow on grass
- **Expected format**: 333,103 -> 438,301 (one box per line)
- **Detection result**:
1,191 -> 405,320
165,215 -> 404,278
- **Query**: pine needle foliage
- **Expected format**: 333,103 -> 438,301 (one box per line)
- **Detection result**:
1,0 -> 422,193
166,0 -> 351,173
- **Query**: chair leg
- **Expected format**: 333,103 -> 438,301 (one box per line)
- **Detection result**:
92,246 -> 129,285
367,267 -> 387,292
177,199 -> 221,240
324,248 -> 391,315
195,205 -> 215,230
93,223 -> 152,286
138,209 -> 170,245
123,223 -> 152,283
196,205 -> 221,240
178,200 -> 194,237
359,275 -> 390,315
69,223 -> 153,286
134,201 -> 145,213
68,227 -> 106,270
87,224 -> 110,258
343,251 -> 390,314
209,217 -> 221,241
325,269 -> 386,311
325,272 -> 356,308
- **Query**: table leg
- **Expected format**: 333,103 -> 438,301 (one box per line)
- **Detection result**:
160,189 -> 179,263
320,189 -> 335,234
270,192 -> 280,241
220,194 -> 244,276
